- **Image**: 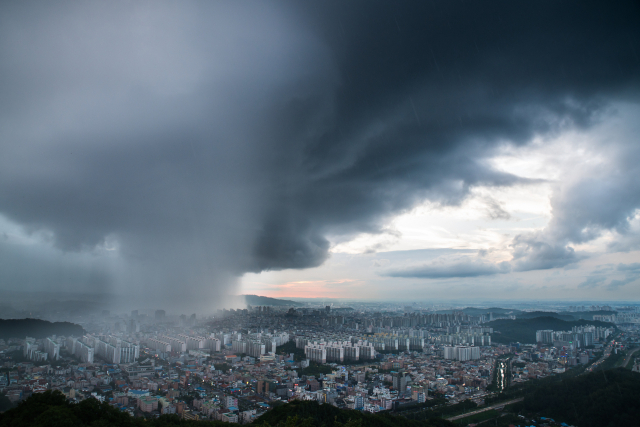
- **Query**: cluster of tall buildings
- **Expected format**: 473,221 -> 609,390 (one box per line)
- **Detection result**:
364,332 -> 425,351
593,312 -> 640,324
443,345 -> 481,361
23,335 -> 95,363
43,338 -> 61,361
66,337 -> 94,363
366,312 -> 477,328
23,337 -> 63,362
159,335 -> 187,353
302,339 -> 376,364
23,337 -> 49,362
301,332 -> 421,352
434,333 -> 491,346
81,335 -> 139,364
535,325 -> 613,348
147,338 -> 171,353
146,334 -> 221,355
229,332 -> 289,359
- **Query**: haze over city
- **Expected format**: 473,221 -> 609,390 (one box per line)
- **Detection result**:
1,0 -> 640,313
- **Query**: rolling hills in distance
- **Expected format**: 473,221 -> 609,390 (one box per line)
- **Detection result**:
0,319 -> 84,341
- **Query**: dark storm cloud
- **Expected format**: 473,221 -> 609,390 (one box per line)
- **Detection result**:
0,236 -> 111,293
254,0 -> 640,270
385,258 -> 510,279
0,0 -> 639,306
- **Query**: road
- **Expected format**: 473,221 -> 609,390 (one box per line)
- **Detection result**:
585,340 -> 615,373
446,398 -> 524,421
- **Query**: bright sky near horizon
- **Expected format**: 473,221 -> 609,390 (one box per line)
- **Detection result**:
241,106 -> 640,301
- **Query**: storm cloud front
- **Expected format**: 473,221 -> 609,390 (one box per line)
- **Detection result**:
1,1 -> 639,311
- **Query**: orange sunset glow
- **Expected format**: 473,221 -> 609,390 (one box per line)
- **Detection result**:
242,279 -> 370,300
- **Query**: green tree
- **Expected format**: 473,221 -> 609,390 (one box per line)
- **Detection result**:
32,406 -> 81,427
0,393 -> 13,412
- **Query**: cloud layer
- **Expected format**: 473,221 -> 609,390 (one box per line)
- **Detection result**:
385,258 -> 510,279
1,1 -> 639,309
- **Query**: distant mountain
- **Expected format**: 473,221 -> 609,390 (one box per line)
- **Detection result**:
516,311 -> 574,321
0,318 -> 84,340
243,295 -> 304,307
488,316 -> 615,344
558,310 -> 618,320
465,307 -> 522,316
435,307 -> 522,316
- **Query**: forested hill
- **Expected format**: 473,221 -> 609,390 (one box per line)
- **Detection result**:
521,368 -> 640,427
0,318 -> 84,340
488,316 -> 614,344
515,311 -> 574,321
558,310 -> 618,320
0,391 -> 228,426
435,307 -> 521,316
515,310 -> 619,321
254,400 -> 454,427
0,390 -> 454,427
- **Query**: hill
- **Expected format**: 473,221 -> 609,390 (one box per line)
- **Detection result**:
520,368 -> 640,427
488,316 -> 614,344
515,311 -> 574,321
0,391 -> 454,427
0,318 -> 84,340
0,390 -> 228,426
435,307 -> 521,316
558,310 -> 618,320
254,399 -> 454,427
244,295 -> 304,307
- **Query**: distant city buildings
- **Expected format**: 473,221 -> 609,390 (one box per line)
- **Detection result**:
443,345 -> 481,361
43,337 -> 61,361
0,302 -> 636,423
536,325 -> 613,347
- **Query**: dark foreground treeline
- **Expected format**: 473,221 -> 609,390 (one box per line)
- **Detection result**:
253,400 -> 453,427
0,391 -> 228,427
0,391 -> 454,427
519,367 -> 640,427
0,318 -> 84,340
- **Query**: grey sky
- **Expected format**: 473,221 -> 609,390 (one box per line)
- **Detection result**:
1,1 -> 639,311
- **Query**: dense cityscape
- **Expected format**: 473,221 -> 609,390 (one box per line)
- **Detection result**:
1,300 -> 639,426
2,0 -> 640,426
